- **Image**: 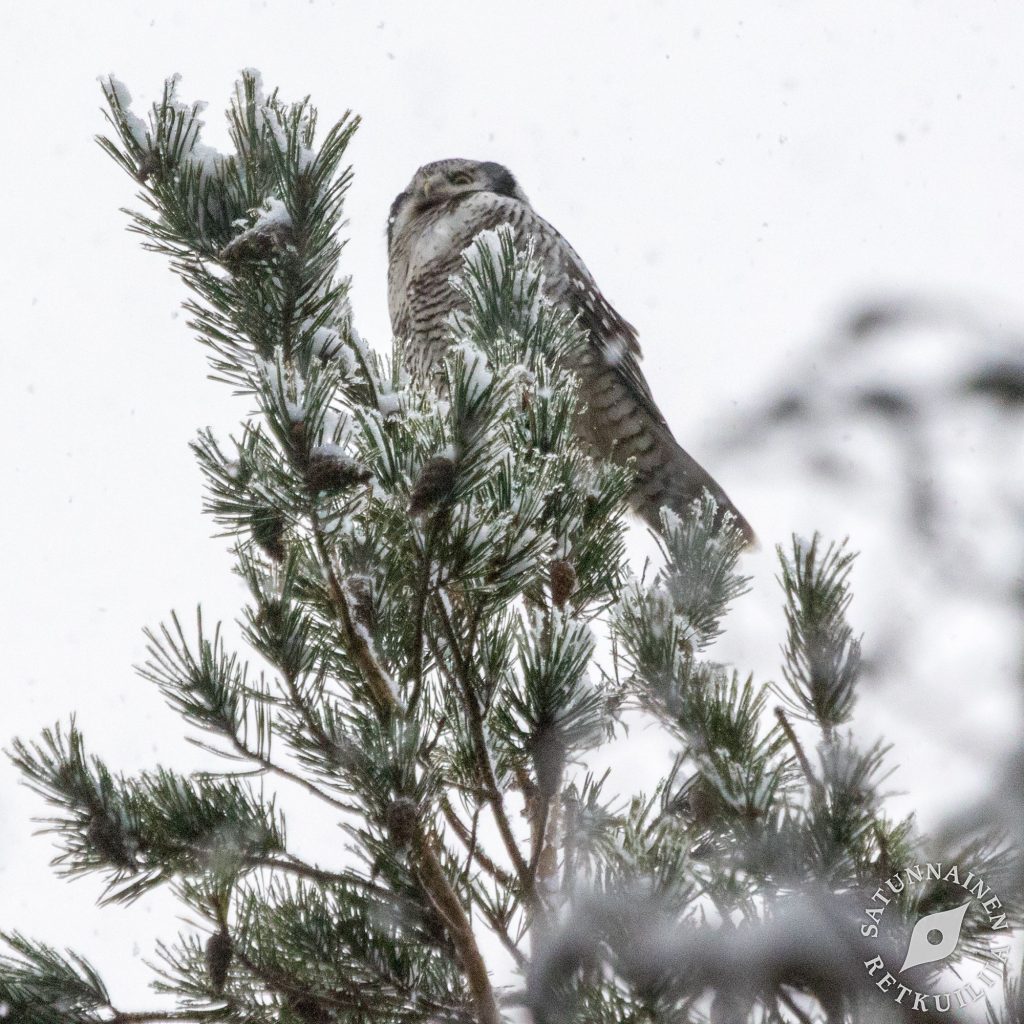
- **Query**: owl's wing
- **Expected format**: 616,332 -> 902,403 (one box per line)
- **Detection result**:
555,251 -> 667,427
510,203 -> 755,542
509,205 -> 670,431
411,193 -> 667,425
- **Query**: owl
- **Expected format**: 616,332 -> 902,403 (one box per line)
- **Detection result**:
387,158 -> 754,544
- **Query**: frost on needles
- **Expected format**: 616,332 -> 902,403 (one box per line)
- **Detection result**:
1,73 -> 1020,1024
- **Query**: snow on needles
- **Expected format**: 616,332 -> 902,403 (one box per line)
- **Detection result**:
254,197 -> 292,230
100,74 -> 148,148
464,227 -> 546,329
465,227 -> 507,268
101,72 -> 229,179
449,340 -> 493,404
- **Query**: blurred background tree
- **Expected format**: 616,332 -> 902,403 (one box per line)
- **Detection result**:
705,292 -> 1024,826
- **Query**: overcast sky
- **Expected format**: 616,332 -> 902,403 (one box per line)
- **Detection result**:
2,0 -> 1023,1009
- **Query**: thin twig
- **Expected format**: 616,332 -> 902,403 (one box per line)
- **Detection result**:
774,707 -> 822,796
408,517 -> 440,713
231,946 -> 378,1016
440,794 -> 515,889
249,852 -> 388,896
778,987 -> 816,1024
112,1012 -> 222,1023
223,725 -> 353,815
309,521 -> 497,1022
276,666 -> 361,806
473,890 -> 529,970
309,511 -> 400,719
461,806 -> 482,886
529,794 -> 551,877
433,594 -> 536,908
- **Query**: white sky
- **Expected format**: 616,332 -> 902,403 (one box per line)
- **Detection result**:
2,0 -> 1023,1011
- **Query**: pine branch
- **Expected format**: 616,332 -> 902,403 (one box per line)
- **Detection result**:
140,609 -> 356,816
440,794 -> 516,889
309,510 -> 402,718
432,593 -> 537,908
777,534 -> 861,733
247,851 -> 389,895
774,706 -> 821,797
411,828 -> 502,1024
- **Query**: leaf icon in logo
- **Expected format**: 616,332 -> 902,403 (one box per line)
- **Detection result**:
900,902 -> 971,972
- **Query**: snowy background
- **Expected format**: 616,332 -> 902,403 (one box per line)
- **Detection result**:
2,0 -> 1023,1009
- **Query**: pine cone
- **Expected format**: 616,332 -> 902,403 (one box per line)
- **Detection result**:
531,727 -> 566,800
134,151 -> 161,182
306,449 -> 372,494
255,598 -> 287,635
205,927 -> 232,995
344,575 -> 375,634
220,212 -> 295,269
289,420 -> 307,450
86,813 -> 135,869
549,559 -> 577,608
407,456 -> 456,515
682,778 -> 722,827
285,995 -> 332,1024
250,509 -> 287,562
384,796 -> 419,849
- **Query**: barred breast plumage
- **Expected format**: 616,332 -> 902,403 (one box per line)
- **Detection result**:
387,158 -> 754,544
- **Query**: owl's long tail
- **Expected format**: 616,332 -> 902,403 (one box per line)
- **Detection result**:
577,363 -> 756,546
630,427 -> 757,546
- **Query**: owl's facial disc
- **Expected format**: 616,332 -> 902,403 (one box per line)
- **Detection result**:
418,167 -> 479,206
387,161 -> 527,249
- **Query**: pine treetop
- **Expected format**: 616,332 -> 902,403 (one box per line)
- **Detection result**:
1,73 -> 1018,1024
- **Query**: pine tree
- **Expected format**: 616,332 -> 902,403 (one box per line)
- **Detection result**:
1,73 -> 1019,1024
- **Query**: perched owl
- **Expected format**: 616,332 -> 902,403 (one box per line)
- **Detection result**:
387,158 -> 754,544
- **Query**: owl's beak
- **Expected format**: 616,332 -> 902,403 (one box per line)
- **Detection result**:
419,174 -> 445,202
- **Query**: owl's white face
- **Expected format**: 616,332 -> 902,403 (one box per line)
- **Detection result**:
387,159 -> 527,252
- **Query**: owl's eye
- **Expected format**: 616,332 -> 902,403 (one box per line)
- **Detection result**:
448,171 -> 473,186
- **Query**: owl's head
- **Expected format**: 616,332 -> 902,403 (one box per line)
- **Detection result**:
387,159 -> 528,249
